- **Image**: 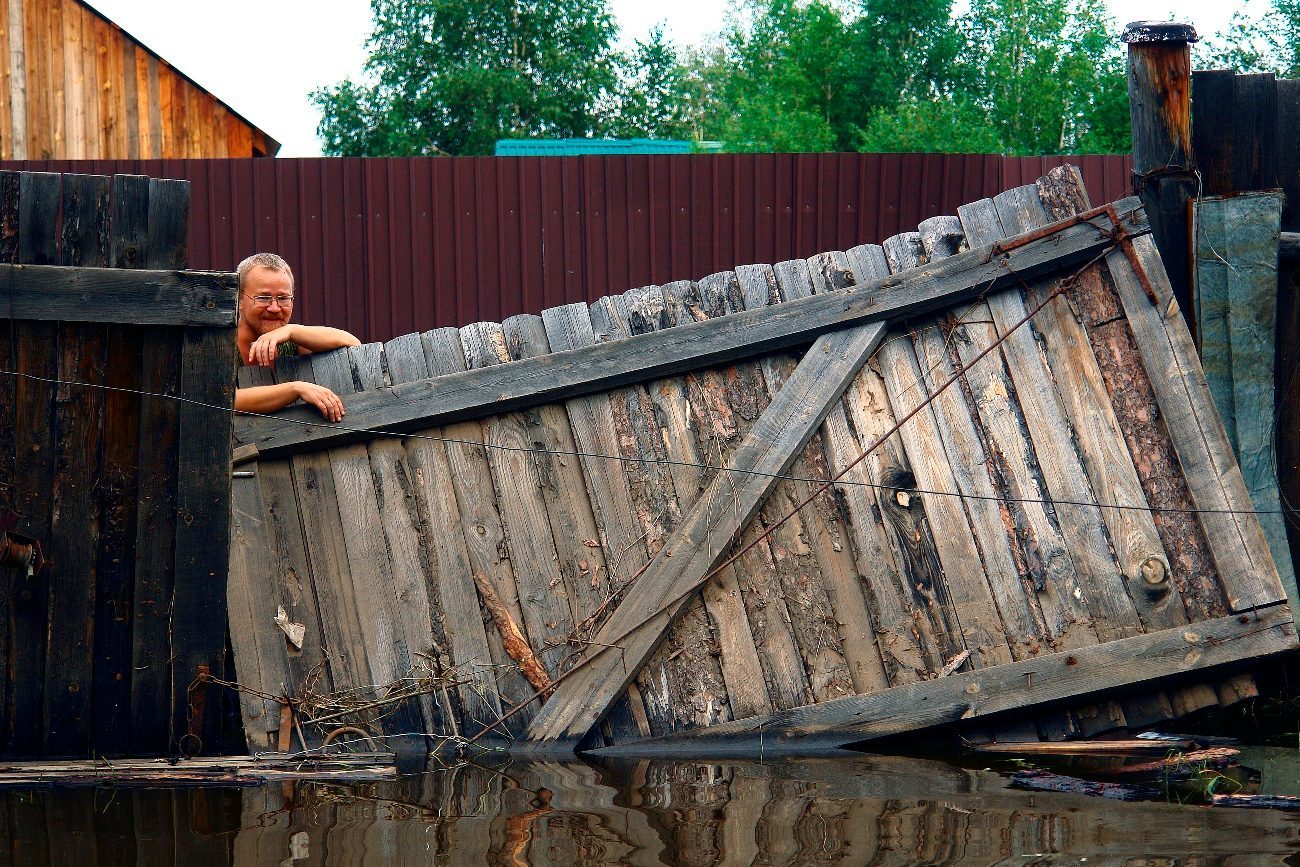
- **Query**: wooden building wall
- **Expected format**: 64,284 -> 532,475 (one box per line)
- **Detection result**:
0,0 -> 277,160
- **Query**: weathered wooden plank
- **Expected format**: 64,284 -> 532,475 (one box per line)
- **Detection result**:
384,332 -> 500,736
523,319 -> 886,745
226,371 -> 294,751
353,341 -> 449,738
750,261 -> 877,700
0,173 -> 13,744
500,315 -> 612,643
765,259 -> 890,696
539,303 -> 658,740
1036,166 -> 1222,722
0,263 -> 236,325
43,171 -> 110,757
591,286 -> 730,737
1107,237 -> 1286,611
234,198 -> 1149,458
687,273 -> 810,717
876,237 -> 1014,673
594,603 -> 1297,756
418,327 -> 536,732
309,345 -> 424,738
461,321 -> 577,681
171,315 -> 237,752
90,172 -> 138,757
130,179 -> 187,754
840,244 -> 954,686
1192,191 -> 1296,601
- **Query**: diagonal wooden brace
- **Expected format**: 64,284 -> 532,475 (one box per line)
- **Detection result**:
523,321 -> 888,747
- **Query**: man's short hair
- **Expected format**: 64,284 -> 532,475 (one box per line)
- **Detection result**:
237,253 -> 294,290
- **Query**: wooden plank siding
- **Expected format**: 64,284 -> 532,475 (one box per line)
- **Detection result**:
223,165 -> 1293,755
0,0 -> 276,159
0,169 -> 237,759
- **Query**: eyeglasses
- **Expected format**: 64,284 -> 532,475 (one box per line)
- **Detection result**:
245,293 -> 295,306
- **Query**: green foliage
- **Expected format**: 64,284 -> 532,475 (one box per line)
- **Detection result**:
312,0 -> 620,156
1202,1 -> 1300,78
606,27 -> 695,139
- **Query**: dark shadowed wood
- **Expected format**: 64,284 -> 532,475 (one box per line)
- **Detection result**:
0,263 -> 236,325
3,171 -> 60,756
130,178 -> 188,753
43,170 -> 111,756
91,172 -> 138,757
523,319 -> 886,745
233,200 -> 1148,459
593,604 -> 1297,756
1231,73 -> 1279,193
1192,70 -> 1237,197
0,173 -> 13,742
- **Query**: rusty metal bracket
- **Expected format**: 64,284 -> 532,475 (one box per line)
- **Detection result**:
0,509 -> 46,575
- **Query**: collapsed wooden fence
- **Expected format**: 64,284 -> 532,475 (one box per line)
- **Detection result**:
0,169 -> 237,758
228,165 -> 1296,754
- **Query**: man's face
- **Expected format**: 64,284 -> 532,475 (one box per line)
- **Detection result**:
239,266 -> 295,335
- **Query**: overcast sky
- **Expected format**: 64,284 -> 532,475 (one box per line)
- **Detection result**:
84,0 -> 1267,157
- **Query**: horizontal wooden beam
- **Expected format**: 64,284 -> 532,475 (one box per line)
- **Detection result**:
1280,231 -> 1300,260
0,263 -> 237,326
234,198 -> 1148,459
583,604 -> 1297,758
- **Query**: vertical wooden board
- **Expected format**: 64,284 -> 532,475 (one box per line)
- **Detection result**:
539,303 -> 655,739
1108,237 -> 1286,612
499,315 -> 611,630
132,791 -> 177,867
0,1 -> 11,160
873,243 -> 1013,671
72,172 -> 140,758
1232,73 -> 1279,193
1192,70 -> 1237,197
309,346 -> 425,738
170,321 -> 236,753
690,272 -> 815,715
461,321 -> 577,680
273,355 -> 373,717
606,284 -> 744,732
419,328 -> 537,732
386,332 -> 502,736
351,341 -> 449,738
1192,191 -> 1296,600
226,396 -> 292,751
739,260 -> 865,701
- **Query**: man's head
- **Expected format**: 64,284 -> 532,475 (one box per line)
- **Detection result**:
237,253 -> 296,336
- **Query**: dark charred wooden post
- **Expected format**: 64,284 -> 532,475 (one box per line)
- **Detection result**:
1123,21 -> 1199,327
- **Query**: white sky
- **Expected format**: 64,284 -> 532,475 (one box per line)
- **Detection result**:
83,0 -> 1268,157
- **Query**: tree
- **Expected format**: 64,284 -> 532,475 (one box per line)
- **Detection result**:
606,26 -> 696,139
312,0 -> 620,156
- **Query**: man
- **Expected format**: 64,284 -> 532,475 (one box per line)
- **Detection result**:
233,253 -> 360,422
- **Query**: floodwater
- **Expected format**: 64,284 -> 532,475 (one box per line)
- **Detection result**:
4,752 -> 1300,865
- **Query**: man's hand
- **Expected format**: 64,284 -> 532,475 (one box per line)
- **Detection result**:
247,325 -> 296,367
293,381 -> 346,422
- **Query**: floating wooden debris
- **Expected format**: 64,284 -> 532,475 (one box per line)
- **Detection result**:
0,752 -> 396,788
227,165 -> 1298,756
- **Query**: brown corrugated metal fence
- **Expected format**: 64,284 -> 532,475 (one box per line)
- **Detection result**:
2,153 -> 1132,343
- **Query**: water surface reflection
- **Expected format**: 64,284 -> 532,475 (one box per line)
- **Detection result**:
4,753 -> 1299,864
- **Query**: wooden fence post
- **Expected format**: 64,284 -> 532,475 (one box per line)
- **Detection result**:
1123,21 -> 1199,329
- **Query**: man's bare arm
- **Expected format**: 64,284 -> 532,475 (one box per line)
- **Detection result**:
235,381 -> 346,422
247,324 -> 360,366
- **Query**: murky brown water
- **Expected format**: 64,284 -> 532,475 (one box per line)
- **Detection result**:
4,753 -> 1300,864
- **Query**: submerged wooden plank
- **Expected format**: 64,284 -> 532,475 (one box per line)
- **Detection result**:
595,603 -> 1297,756
234,198 -> 1148,459
1192,191 -> 1296,600
524,320 -> 887,745
1108,237 -> 1286,611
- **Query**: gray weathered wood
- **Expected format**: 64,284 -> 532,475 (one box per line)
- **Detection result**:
592,604 -> 1297,755
524,319 -> 888,745
1192,190 -> 1297,601
1108,237 -> 1287,611
0,263 -> 235,325
234,199 -> 1149,459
